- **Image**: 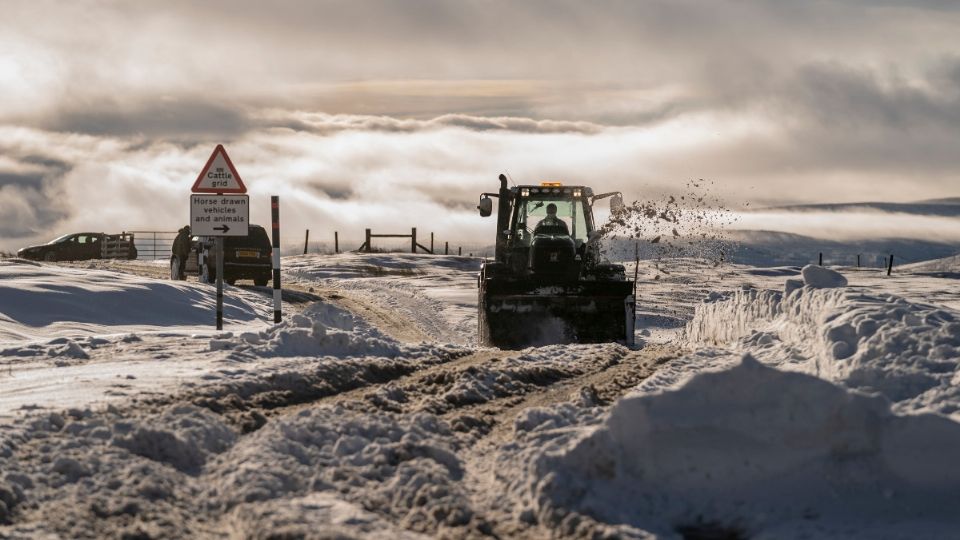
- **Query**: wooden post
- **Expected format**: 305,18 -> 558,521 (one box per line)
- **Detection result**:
303,229 -> 309,255
887,254 -> 894,276
334,231 -> 339,254
458,246 -> 462,256
430,232 -> 434,254
365,229 -> 372,253
411,227 -> 417,253
445,241 -> 449,255
819,252 -> 823,266
857,254 -> 860,268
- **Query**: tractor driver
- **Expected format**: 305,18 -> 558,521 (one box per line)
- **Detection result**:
533,203 -> 571,236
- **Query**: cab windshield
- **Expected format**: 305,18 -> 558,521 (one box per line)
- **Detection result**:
516,198 -> 592,243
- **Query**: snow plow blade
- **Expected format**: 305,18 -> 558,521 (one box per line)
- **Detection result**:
479,280 -> 635,349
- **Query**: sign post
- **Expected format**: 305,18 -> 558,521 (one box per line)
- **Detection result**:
190,145 -> 248,330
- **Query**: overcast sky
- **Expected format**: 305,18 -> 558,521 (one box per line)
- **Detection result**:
2,0 -> 960,250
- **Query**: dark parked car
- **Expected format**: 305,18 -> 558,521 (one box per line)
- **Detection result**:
18,232 -> 137,262
171,225 -> 272,286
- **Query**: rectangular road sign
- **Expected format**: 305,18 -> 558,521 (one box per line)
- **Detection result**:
190,194 -> 249,236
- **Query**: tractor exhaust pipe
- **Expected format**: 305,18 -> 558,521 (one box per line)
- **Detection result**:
495,174 -> 511,261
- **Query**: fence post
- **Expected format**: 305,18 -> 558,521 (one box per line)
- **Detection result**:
445,241 -> 449,255
365,229 -> 372,253
430,232 -> 434,254
819,252 -> 823,266
303,229 -> 309,255
334,231 -> 339,254
887,254 -> 894,276
411,228 -> 417,253
458,246 -> 462,256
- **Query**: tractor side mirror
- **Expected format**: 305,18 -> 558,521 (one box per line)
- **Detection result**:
478,196 -> 493,217
610,193 -> 625,214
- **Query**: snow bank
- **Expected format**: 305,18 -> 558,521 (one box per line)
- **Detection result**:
684,273 -> 960,418
0,260 -> 261,343
215,301 -> 454,358
517,356 -> 960,539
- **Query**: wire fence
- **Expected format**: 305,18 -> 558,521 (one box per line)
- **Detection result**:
126,228 -> 950,273
127,228 -> 494,261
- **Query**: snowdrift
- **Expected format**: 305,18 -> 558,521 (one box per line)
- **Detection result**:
0,260 -> 261,342
522,356 -> 960,539
212,301 -> 460,359
684,268 -> 960,418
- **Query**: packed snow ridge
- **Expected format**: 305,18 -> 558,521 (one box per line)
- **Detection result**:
209,301 -> 463,359
507,356 -> 960,539
685,264 -> 960,418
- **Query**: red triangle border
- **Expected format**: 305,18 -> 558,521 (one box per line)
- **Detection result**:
191,144 -> 247,194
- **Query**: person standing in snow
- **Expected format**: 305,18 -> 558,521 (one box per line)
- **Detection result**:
172,225 -> 191,280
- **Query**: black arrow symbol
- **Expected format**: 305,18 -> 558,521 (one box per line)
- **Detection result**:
213,225 -> 230,233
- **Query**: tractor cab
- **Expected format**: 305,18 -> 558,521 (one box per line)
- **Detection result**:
478,179 -> 625,281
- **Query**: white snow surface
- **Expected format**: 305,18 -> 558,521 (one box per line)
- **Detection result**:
0,259 -> 264,343
4,255 -> 960,538
285,253 -> 481,344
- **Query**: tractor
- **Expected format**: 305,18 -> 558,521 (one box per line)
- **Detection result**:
476,174 -> 635,348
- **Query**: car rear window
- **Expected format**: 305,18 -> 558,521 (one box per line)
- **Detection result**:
225,226 -> 272,249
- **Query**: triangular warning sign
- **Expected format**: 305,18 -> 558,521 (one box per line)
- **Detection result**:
191,144 -> 247,193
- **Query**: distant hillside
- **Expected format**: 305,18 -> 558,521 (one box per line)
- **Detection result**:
899,253 -> 960,274
602,229 -> 960,268
757,201 -> 960,217
724,230 -> 960,267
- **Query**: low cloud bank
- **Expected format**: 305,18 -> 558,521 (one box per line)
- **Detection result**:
1,111 -> 959,254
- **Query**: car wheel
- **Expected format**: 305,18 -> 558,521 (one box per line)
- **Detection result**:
254,277 -> 269,287
226,278 -> 236,286
43,252 -> 56,262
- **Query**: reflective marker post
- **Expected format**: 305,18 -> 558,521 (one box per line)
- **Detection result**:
216,237 -> 224,330
271,196 -> 281,323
